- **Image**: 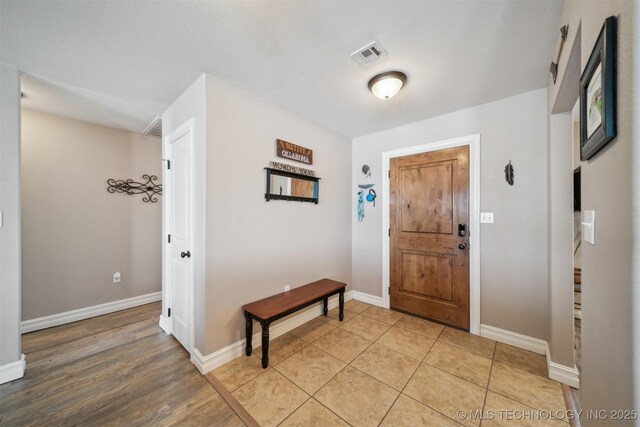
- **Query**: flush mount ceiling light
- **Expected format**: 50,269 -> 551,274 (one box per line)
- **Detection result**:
368,71 -> 407,99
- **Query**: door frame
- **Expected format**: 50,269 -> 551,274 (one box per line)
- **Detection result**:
381,134 -> 481,335
161,118 -> 196,354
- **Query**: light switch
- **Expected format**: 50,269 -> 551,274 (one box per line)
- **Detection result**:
480,212 -> 494,223
582,210 -> 595,244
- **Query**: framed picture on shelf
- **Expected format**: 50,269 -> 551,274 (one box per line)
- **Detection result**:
579,15 -> 617,160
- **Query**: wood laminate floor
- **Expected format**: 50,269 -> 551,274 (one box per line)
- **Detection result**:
0,302 -> 244,427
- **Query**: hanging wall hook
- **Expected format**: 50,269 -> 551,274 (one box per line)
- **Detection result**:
549,25 -> 569,84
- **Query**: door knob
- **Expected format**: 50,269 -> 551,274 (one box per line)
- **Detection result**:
181,251 -> 191,258
458,243 -> 467,250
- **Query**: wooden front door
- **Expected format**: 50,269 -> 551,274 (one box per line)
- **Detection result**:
390,146 -> 470,330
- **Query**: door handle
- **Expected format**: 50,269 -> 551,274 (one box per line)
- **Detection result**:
458,243 -> 467,250
181,251 -> 191,258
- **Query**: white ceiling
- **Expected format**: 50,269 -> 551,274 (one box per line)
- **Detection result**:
1,1 -> 562,137
20,74 -> 162,133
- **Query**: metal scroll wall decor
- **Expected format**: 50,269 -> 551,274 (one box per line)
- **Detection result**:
107,174 -> 162,203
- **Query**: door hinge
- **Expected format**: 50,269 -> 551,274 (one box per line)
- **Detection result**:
388,286 -> 390,295
168,234 -> 171,243
167,160 -> 171,170
388,228 -> 390,237
388,170 -> 390,179
168,308 -> 171,317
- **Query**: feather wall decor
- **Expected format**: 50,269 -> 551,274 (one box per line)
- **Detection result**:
504,161 -> 515,186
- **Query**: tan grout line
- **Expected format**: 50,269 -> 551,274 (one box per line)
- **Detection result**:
307,341 -> 373,426
262,368 -> 313,421
335,314 -> 392,342
374,329 -> 470,427
275,396 -> 312,427
478,339 -> 498,427
399,393 -> 467,427
376,352 -> 424,426
484,359 -> 571,419
392,329 -> 493,425
436,333 -> 497,359
487,388 -> 572,423
493,356 -> 551,380
429,340 -> 494,362
272,322 -> 370,426
420,360 -> 490,390
311,332 -> 374,365
393,322 -> 445,341
358,309 -> 405,326
491,358 -> 563,386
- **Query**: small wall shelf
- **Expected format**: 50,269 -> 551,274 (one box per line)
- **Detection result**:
264,167 -> 320,204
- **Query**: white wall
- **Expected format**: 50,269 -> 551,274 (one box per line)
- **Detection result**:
547,112 -> 575,368
202,74 -> 352,354
161,75 -> 207,349
548,0 -> 638,418
0,65 -> 22,377
352,89 -> 549,340
163,74 -> 352,356
21,109 -> 162,320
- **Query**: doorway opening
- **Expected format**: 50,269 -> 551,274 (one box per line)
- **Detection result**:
19,74 -> 164,336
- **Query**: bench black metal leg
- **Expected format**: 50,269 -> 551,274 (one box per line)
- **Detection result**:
261,321 -> 270,368
244,311 -> 253,356
339,289 -> 345,321
323,297 -> 328,316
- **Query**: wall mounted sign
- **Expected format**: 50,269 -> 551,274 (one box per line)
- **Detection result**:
276,139 -> 313,165
269,161 -> 315,177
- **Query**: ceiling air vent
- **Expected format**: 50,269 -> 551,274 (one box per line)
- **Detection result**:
351,41 -> 388,66
143,116 -> 162,138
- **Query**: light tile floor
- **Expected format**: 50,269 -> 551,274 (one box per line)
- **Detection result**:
209,301 -> 567,426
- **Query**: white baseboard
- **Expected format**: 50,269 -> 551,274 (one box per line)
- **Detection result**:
159,314 -> 171,334
0,354 -> 25,385
191,290 -> 354,374
352,290 -> 384,307
21,291 -> 162,333
546,345 -> 580,389
480,324 -> 547,355
480,324 -> 579,388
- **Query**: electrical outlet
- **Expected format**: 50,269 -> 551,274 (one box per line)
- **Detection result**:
284,285 -> 291,293
480,212 -> 494,223
113,272 -> 121,283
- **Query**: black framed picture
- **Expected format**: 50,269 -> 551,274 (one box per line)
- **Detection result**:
580,15 -> 617,160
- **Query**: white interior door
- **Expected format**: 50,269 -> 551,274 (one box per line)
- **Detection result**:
166,121 -> 194,353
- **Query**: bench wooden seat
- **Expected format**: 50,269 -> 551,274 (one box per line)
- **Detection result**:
242,278 -> 346,368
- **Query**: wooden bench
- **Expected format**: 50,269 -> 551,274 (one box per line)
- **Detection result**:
242,278 -> 346,368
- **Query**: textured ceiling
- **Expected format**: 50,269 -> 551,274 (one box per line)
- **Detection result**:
1,1 -> 562,137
